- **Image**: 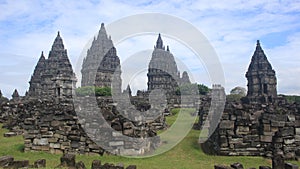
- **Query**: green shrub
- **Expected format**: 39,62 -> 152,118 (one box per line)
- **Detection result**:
75,86 -> 111,96
283,95 -> 300,103
176,83 -> 210,95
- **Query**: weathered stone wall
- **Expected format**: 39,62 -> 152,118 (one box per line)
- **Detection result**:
203,99 -> 300,159
0,96 -> 164,156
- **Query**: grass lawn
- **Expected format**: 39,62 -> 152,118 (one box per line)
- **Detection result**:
0,108 -> 299,168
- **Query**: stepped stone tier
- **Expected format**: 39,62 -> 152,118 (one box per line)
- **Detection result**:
147,34 -> 191,97
245,40 -> 277,103
28,32 -> 76,99
81,23 -> 122,93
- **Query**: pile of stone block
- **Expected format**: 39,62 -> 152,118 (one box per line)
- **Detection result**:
0,156 -> 45,168
204,100 -> 300,159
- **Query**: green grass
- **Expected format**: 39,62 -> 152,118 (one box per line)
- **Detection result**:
1,110 -> 300,169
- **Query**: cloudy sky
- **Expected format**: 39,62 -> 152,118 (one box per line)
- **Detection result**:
0,0 -> 300,97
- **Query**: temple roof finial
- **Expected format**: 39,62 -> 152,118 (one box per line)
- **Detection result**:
167,45 -> 170,52
155,33 -> 164,49
12,89 -> 20,99
98,23 -> 108,40
256,40 -> 260,46
50,31 -> 65,53
39,51 -> 45,61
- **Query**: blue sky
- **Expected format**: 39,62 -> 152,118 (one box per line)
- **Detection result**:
0,0 -> 300,97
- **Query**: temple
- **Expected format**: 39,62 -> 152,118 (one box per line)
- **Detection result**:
147,34 -> 191,97
28,32 -> 76,99
81,23 -> 122,93
245,40 -> 277,103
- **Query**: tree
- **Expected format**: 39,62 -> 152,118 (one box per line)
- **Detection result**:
230,86 -> 246,96
175,83 -> 210,95
197,84 -> 210,95
227,86 -> 247,102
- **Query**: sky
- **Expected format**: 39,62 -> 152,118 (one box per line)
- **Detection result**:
0,0 -> 300,97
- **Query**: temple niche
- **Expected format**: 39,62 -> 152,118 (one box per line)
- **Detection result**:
28,32 -> 76,99
245,40 -> 277,103
81,23 -> 122,93
147,34 -> 191,97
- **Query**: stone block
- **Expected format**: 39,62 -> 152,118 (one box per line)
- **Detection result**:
109,141 -> 124,147
6,160 -> 29,169
75,161 -> 86,169
91,160 -> 101,169
284,138 -> 295,144
116,163 -> 124,169
34,159 -> 46,168
260,135 -> 272,142
0,156 -> 14,167
288,115 -> 296,122
126,165 -> 137,169
236,126 -> 249,135
259,166 -> 271,169
230,163 -> 244,169
285,163 -> 299,169
123,129 -> 134,136
295,135 -> 300,142
51,120 -> 61,127
4,132 -> 17,137
33,138 -> 49,146
228,137 -> 243,144
71,141 -> 80,148
219,121 -> 234,129
214,165 -> 233,169
272,154 -> 284,169
263,124 -> 271,132
50,143 -> 61,149
60,154 -> 75,167
279,127 -> 294,137
220,136 -> 228,147
271,121 -> 285,127
295,128 -> 300,135
48,137 -> 58,143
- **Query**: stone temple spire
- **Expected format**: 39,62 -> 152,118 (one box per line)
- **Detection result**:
246,40 -> 277,103
97,23 -> 109,41
50,31 -> 65,53
81,22 -> 121,93
12,89 -> 19,99
155,33 -> 164,49
28,51 -> 46,96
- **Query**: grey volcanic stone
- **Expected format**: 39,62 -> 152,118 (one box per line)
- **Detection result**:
214,165 -> 233,169
231,162 -> 244,169
91,160 -> 101,169
34,159 -> 46,168
285,163 -> 299,169
0,156 -> 14,167
60,154 -> 75,167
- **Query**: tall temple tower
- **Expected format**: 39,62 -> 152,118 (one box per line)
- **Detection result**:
28,32 -> 77,98
81,23 -> 122,93
147,34 -> 181,96
245,40 -> 277,103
